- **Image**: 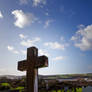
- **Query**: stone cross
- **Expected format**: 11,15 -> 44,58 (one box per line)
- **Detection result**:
17,47 -> 48,92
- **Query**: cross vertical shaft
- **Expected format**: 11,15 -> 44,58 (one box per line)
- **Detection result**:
26,47 -> 38,92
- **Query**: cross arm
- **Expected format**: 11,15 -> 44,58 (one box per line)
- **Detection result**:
18,56 -> 48,71
18,60 -> 27,71
35,55 -> 48,68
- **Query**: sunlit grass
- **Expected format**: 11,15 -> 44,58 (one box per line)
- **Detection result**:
15,86 -> 24,92
1,83 -> 11,87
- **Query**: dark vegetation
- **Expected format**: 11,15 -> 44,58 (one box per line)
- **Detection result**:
0,73 -> 92,92
0,77 -> 25,92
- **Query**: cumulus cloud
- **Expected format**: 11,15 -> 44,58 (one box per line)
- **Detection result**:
52,56 -> 64,61
20,37 -> 40,47
19,34 -> 27,39
33,0 -> 46,7
12,10 -> 37,28
44,19 -> 53,28
39,49 -> 49,56
44,42 -> 65,50
0,11 -> 3,18
21,50 -> 26,55
7,46 -> 19,54
71,24 -> 92,51
19,0 -> 28,5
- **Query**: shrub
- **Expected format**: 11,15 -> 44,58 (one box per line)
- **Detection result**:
15,86 -> 24,92
0,83 -> 11,90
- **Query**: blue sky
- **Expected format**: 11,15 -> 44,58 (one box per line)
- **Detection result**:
0,0 -> 92,75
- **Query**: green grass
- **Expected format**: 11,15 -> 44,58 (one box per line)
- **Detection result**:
1,83 -> 11,87
15,86 -> 24,92
0,83 -> 13,90
15,86 -> 24,90
10,86 -> 24,92
76,88 -> 82,92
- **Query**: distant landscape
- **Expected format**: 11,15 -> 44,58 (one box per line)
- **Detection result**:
0,73 -> 92,92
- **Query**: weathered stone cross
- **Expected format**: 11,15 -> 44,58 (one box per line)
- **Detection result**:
18,47 -> 48,92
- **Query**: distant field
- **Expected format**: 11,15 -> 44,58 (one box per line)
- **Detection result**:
40,73 -> 92,79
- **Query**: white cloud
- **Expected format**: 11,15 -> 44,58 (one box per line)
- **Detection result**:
7,46 -> 14,51
19,34 -> 27,39
19,0 -> 28,5
71,24 -> 92,51
13,50 -> 19,54
44,20 -> 53,28
44,42 -> 65,50
21,40 -> 33,47
0,11 -> 3,18
21,50 -> 26,55
52,56 -> 64,61
7,45 -> 19,54
20,37 -> 40,47
33,0 -> 46,7
77,24 -> 85,29
39,49 -> 49,56
12,10 -> 37,28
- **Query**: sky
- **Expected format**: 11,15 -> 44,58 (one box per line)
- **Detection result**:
0,0 -> 92,75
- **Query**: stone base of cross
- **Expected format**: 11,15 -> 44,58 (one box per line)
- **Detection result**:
17,47 -> 48,92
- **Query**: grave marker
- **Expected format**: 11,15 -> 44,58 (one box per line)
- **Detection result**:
18,47 -> 48,92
